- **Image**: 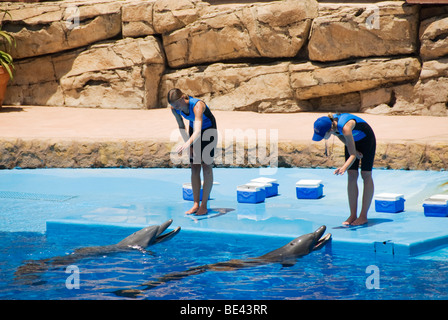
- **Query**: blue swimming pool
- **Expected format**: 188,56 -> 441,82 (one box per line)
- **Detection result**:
0,168 -> 448,300
1,227 -> 448,300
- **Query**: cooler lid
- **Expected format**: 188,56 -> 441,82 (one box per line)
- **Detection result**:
423,194 -> 448,205
251,177 -> 278,184
296,179 -> 323,187
246,181 -> 271,188
237,184 -> 261,192
428,194 -> 448,201
375,193 -> 405,201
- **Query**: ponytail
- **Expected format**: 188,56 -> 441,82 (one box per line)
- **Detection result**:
167,88 -> 188,104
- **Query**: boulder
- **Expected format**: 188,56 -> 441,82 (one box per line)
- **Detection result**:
412,58 -> 448,116
379,58 -> 448,116
3,53 -> 64,106
122,0 -> 156,38
420,15 -> 448,61
162,0 -> 318,68
3,0 -> 122,59
360,87 -> 393,112
160,57 -> 421,112
290,57 -> 421,100
122,0 -> 210,37
153,0 -> 209,34
160,61 -> 299,112
5,36 -> 166,109
308,92 -> 361,113
60,36 -> 166,109
308,1 -> 419,62
2,0 -> 445,116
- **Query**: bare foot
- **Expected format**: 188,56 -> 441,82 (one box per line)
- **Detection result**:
185,204 -> 199,215
343,215 -> 357,226
351,217 -> 368,226
195,206 -> 208,216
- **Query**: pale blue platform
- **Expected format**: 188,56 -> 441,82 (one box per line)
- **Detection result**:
1,168 -> 448,259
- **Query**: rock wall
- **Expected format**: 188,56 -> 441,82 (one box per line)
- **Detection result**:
1,137 -> 447,170
2,0 -> 448,116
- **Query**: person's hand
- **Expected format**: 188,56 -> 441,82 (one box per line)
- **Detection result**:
356,151 -> 363,159
176,143 -> 189,155
334,167 -> 346,175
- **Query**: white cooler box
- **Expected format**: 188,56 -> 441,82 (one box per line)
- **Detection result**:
250,177 -> 279,197
423,194 -> 448,217
237,183 -> 266,203
296,180 -> 323,199
182,183 -> 208,201
375,193 -> 405,213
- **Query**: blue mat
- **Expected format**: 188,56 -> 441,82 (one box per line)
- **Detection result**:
1,168 -> 448,258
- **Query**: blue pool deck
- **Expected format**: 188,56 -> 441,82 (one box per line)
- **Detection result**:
1,168 -> 448,260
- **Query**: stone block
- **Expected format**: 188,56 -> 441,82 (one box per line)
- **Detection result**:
308,2 -> 419,62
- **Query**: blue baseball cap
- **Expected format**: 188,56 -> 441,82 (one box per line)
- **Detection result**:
312,116 -> 332,141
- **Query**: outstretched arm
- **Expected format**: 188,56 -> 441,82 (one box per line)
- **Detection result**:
175,101 -> 205,154
171,107 -> 189,142
334,120 -> 362,175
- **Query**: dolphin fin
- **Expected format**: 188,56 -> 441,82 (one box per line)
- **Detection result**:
113,289 -> 143,299
281,258 -> 297,268
281,263 -> 295,268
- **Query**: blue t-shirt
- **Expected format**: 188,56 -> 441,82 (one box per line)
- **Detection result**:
174,96 -> 213,130
334,114 -> 368,142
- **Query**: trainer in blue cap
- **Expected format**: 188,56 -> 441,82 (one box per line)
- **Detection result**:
312,116 -> 332,141
311,113 -> 377,227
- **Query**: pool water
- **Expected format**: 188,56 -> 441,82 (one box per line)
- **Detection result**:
1,228 -> 448,300
1,168 -> 448,300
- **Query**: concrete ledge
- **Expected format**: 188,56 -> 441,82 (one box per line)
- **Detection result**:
0,137 -> 447,170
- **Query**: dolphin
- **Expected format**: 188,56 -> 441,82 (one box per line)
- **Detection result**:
114,225 -> 331,298
15,219 -> 180,280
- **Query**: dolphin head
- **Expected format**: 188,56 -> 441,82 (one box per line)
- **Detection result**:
117,219 -> 181,249
287,225 -> 332,256
258,225 -> 331,266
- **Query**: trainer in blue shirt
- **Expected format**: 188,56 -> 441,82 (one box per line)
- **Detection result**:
312,113 -> 376,226
169,88 -> 217,216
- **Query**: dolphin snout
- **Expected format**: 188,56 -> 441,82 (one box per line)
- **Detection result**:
314,225 -> 326,239
153,220 -> 181,245
157,219 -> 173,236
312,225 -> 331,251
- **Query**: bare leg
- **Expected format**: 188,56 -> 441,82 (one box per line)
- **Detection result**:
351,171 -> 373,226
186,164 -> 201,215
343,170 -> 359,225
196,163 -> 213,216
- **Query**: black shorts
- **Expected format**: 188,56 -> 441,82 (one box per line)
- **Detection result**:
189,125 -> 218,165
344,123 -> 376,171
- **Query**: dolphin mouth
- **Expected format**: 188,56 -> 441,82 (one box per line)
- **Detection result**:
154,226 -> 181,244
153,219 -> 181,244
314,233 -> 332,251
313,226 -> 332,251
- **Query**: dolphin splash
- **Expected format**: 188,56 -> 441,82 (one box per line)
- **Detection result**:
15,219 -> 180,280
114,225 -> 331,298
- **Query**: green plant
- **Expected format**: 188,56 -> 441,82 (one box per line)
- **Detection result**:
0,9 -> 15,80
